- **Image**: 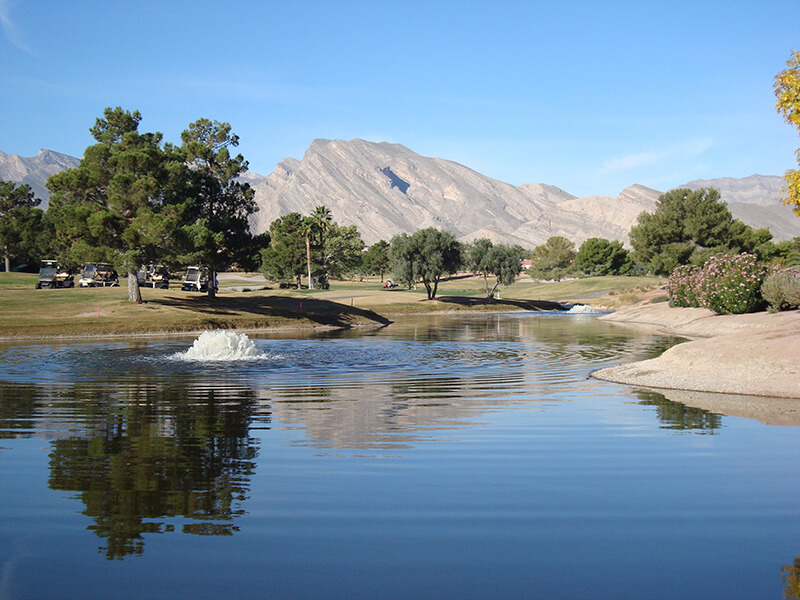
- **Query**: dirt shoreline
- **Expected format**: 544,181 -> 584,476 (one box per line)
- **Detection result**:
592,302 -> 800,406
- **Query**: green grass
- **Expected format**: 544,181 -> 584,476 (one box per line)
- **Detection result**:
0,272 -> 664,338
0,272 -> 38,289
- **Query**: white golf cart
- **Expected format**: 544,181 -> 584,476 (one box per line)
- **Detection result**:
181,266 -> 218,292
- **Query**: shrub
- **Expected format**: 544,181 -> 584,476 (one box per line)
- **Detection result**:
761,268 -> 800,311
695,253 -> 772,314
666,264 -> 701,307
666,253 -> 772,314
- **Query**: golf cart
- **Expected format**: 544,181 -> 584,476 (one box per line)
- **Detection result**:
35,259 -> 74,289
181,266 -> 218,292
137,264 -> 170,289
78,263 -> 119,287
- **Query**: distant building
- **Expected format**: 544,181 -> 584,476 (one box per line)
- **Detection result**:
521,259 -> 533,270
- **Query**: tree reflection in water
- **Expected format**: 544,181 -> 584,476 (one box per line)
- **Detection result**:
41,380 -> 269,559
634,389 -> 722,433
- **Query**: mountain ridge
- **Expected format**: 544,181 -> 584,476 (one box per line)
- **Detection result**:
2,141 -> 798,247
0,149 -> 80,206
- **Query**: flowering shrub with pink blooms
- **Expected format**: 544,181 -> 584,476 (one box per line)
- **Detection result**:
665,264 -> 701,307
666,253 -> 773,314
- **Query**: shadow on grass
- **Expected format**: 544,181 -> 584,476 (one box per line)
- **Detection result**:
435,296 -> 568,311
152,294 -> 393,329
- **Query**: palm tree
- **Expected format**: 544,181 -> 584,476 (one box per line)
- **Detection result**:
311,205 -> 332,245
308,205 -> 332,288
300,216 -> 315,289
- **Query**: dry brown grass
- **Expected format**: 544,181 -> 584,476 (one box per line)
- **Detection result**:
0,272 -> 666,338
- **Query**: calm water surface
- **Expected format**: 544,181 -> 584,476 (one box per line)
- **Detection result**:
0,312 -> 799,599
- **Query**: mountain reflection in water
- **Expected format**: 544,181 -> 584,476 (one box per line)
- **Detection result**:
0,313 -> 797,600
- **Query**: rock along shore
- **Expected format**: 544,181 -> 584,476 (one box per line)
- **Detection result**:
591,302 -> 800,400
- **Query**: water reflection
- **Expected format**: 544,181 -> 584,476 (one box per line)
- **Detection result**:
634,389 -> 722,433
0,313 -> 763,568
1,381 -> 268,559
267,374 -> 528,450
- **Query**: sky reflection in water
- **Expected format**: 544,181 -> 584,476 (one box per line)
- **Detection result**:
0,312 -> 798,600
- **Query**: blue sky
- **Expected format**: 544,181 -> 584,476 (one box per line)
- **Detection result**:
1,0 -> 798,198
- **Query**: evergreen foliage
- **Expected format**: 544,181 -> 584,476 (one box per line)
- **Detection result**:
629,187 -> 768,275
0,181 -> 46,272
361,240 -> 390,281
530,236 -> 575,280
177,118 -> 257,298
389,228 -> 462,299
323,223 -> 364,280
260,212 -> 307,286
46,107 -> 188,302
574,238 -> 632,275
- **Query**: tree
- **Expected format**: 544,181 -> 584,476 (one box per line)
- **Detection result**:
530,236 -> 575,280
45,380 -> 258,558
260,213 -> 307,286
483,243 -> 524,297
389,233 -> 417,290
300,217 -> 315,289
0,181 -> 45,272
390,228 -> 462,300
46,107 -> 186,302
629,187 -> 753,275
301,205 -> 332,289
464,238 -> 495,295
178,118 -> 256,298
774,50 -> 800,215
323,223 -> 364,280
361,240 -> 390,281
574,238 -> 632,276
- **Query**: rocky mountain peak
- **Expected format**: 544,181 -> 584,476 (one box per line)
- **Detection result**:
1,141 -> 797,247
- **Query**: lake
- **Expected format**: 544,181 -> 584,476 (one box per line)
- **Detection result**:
0,312 -> 799,599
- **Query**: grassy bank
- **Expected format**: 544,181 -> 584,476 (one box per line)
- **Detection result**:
0,272 -> 664,338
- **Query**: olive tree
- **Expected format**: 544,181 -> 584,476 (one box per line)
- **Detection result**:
483,243 -> 525,297
390,228 -> 462,300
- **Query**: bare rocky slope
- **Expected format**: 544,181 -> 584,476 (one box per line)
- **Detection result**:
3,141 -> 799,247
0,149 -> 79,207
247,139 -> 799,245
682,174 -> 800,240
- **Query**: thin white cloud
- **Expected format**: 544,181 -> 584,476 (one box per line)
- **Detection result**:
599,151 -> 659,173
598,138 -> 714,175
0,0 -> 36,56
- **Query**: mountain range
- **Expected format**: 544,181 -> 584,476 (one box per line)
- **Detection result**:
2,140 -> 798,247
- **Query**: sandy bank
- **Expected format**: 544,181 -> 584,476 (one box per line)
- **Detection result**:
592,303 -> 800,400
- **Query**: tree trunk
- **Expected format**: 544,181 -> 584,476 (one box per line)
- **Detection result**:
207,269 -> 217,299
127,271 -> 143,304
3,255 -> 10,273
306,234 -> 313,290
483,272 -> 489,296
